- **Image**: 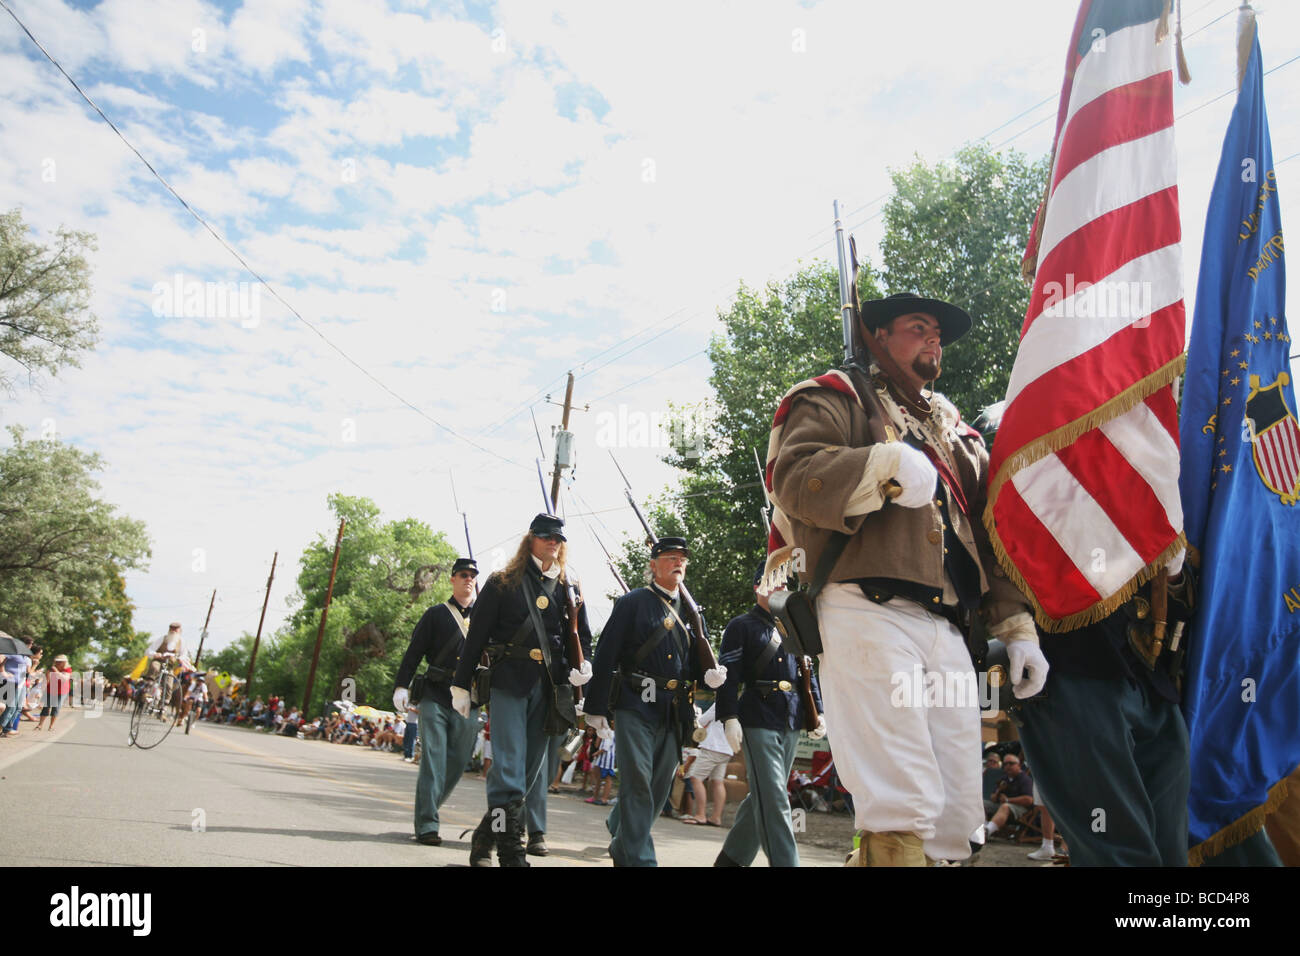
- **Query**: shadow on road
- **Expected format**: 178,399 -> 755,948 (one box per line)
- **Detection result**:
173,824 -> 415,845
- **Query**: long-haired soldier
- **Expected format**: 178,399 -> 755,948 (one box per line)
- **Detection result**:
451,514 -> 593,866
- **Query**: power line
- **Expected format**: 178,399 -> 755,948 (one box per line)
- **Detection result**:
0,0 -> 527,473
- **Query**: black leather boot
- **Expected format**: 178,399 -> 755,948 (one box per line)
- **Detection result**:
527,831 -> 549,856
465,810 -> 496,867
497,800 -> 530,868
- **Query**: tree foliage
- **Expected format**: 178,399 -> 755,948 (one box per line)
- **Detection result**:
0,427 -> 150,655
880,143 -> 1049,416
605,263 -> 882,634
612,144 -> 1047,632
237,494 -> 458,715
0,208 -> 99,392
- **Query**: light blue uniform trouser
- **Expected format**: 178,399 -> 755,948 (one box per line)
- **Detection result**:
2,682 -> 26,731
1018,670 -> 1190,866
414,696 -> 477,837
606,709 -> 679,867
721,726 -> 801,867
485,680 -> 549,811
526,734 -> 562,834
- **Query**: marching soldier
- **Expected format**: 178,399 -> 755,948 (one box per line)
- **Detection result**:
714,564 -> 826,867
451,514 -> 593,867
393,557 -> 480,846
584,537 -> 727,866
767,293 -> 1046,865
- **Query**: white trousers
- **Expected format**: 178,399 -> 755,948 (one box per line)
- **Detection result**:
817,584 -> 983,861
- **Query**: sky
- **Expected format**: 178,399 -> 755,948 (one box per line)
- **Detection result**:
1,0 -> 1297,654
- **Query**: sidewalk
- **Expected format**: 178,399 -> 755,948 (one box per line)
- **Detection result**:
0,705 -> 85,773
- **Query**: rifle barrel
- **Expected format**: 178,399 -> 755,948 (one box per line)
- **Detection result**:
833,199 -> 855,364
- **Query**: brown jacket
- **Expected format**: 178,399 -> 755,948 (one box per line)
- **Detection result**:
769,374 -> 1025,625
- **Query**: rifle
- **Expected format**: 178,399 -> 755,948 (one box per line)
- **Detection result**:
835,200 -> 931,422
608,452 -> 719,673
753,447 -> 771,537
750,448 -> 819,733
591,528 -> 631,595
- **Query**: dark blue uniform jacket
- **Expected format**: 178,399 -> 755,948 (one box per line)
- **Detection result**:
395,599 -> 473,711
716,605 -> 823,731
585,584 -> 703,727
451,564 -> 593,697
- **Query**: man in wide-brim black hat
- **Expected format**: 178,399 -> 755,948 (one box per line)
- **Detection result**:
761,290 -> 1047,865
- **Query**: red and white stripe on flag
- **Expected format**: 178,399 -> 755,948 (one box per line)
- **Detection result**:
985,0 -> 1187,630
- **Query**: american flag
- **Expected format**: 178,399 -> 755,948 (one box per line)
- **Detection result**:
985,0 -> 1187,630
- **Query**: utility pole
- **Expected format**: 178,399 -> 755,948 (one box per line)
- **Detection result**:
549,372 -> 575,507
245,551 -> 277,696
303,519 -> 346,715
546,371 -> 587,512
194,589 -> 216,665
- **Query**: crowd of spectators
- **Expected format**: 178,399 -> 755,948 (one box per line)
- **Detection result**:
1,644 -> 86,737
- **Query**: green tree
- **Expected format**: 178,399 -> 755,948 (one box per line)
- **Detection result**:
259,494 -> 459,715
44,570 -> 136,668
610,144 -> 1047,632
605,263 -> 882,635
0,427 -> 150,644
0,208 -> 98,391
200,632 -> 256,680
879,142 -> 1049,415
97,629 -> 152,684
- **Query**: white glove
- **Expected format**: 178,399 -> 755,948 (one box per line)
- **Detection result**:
808,715 -> 828,740
392,687 -> 409,713
1003,632 -> 1049,699
703,666 -> 727,689
724,718 -> 743,752
892,444 -> 939,509
568,659 -> 593,687
451,686 -> 471,718
1166,546 -> 1185,577
587,715 -> 614,739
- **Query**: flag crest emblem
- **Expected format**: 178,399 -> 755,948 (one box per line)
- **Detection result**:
1247,373 -> 1300,505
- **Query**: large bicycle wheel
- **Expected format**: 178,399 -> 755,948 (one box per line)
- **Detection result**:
129,674 -> 177,750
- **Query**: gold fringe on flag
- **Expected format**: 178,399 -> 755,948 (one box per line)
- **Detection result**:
1189,772 -> 1291,867
983,353 -> 1187,632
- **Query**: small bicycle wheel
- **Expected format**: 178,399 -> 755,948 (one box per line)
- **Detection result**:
185,704 -> 195,734
130,675 -> 177,750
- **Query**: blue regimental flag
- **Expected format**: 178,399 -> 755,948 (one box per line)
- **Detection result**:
1179,26 -> 1300,863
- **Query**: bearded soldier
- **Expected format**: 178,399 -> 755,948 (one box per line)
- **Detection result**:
393,557 -> 479,846
451,514 -> 593,867
766,292 -> 1047,866
583,537 -> 727,867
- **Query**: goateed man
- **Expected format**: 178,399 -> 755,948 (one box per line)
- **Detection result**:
714,564 -> 826,867
584,537 -> 728,867
393,557 -> 480,846
767,292 -> 1047,865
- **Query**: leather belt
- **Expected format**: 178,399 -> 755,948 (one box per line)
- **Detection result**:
864,586 -> 966,632
753,679 -> 794,698
493,645 -> 546,663
628,671 -> 684,693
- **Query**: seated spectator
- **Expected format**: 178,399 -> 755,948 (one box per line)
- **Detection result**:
984,754 -> 1034,838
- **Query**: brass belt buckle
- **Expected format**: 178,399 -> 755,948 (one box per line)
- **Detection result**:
529,648 -> 544,662
665,679 -> 679,690
777,680 -> 793,692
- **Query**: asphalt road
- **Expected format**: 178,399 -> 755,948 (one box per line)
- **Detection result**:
1,706 -> 845,867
